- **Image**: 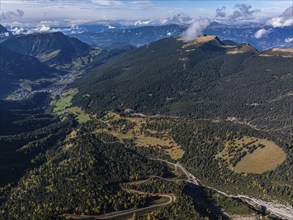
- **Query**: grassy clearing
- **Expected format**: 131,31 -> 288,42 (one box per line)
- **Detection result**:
38,50 -> 61,62
234,140 -> 286,174
52,88 -> 78,113
218,136 -> 286,174
95,112 -> 184,160
53,96 -> 74,113
52,97 -> 184,159
76,113 -> 91,124
51,88 -> 91,124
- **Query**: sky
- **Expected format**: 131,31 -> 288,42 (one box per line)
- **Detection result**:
0,0 -> 292,26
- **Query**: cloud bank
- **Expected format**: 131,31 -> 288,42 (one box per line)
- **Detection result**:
285,37 -> 293,43
268,6 -> 293,27
9,22 -> 83,35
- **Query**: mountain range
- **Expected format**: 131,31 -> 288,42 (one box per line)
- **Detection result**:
3,19 -> 292,51
0,30 -> 135,99
67,22 -> 293,50
69,24 -> 185,49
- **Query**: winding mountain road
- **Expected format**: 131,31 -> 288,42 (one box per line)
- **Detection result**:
64,158 -> 293,219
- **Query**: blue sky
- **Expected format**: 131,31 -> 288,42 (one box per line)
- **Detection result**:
1,0 -> 292,25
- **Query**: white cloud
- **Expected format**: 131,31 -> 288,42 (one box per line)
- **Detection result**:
255,28 -> 267,39
10,26 -> 25,35
9,22 -> 84,35
183,18 -> 210,42
91,0 -> 121,5
39,24 -> 51,32
133,12 -> 194,26
134,19 -> 154,26
268,17 -> 293,27
39,20 -> 62,26
285,37 -> 293,43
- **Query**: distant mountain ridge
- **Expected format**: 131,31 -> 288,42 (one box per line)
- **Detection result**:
261,48 -> 293,57
1,32 -> 100,69
0,30 -> 137,99
67,22 -> 293,51
0,45 -> 57,98
69,24 -> 186,48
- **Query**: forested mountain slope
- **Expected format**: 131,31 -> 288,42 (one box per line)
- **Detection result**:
1,132 -> 171,219
73,36 -> 293,135
1,32 -> 100,69
1,35 -> 292,219
0,33 -> 136,100
0,45 -> 57,98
